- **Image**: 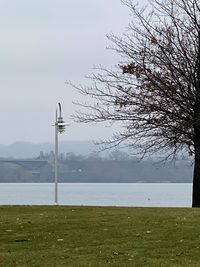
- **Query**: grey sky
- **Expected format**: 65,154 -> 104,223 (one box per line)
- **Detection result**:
0,0 -> 132,144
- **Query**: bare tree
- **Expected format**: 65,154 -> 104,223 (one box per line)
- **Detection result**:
72,0 -> 200,207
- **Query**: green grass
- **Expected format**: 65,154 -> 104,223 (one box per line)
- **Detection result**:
0,206 -> 200,266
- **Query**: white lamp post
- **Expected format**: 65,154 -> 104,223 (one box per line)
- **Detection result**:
54,102 -> 66,204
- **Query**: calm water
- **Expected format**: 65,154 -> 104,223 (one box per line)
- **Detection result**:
0,183 -> 192,207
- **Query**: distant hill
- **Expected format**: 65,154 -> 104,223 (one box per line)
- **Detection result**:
0,141 -> 96,158
0,141 -> 193,184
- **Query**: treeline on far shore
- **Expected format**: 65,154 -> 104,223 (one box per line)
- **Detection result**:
0,150 -> 193,183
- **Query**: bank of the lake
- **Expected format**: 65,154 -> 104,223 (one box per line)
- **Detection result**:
0,205 -> 200,267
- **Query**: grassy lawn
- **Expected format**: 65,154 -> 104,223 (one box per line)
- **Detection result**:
0,206 -> 200,266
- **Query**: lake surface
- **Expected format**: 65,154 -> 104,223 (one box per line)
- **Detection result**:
0,183 -> 192,207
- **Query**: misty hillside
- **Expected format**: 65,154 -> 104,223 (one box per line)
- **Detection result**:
0,141 -> 193,183
0,141 -> 95,158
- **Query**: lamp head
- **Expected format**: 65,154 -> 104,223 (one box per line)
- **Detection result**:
57,116 -> 66,133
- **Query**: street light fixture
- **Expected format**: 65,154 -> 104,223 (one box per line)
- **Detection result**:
54,102 -> 66,204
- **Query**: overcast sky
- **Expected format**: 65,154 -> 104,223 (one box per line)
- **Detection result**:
0,0 -> 133,144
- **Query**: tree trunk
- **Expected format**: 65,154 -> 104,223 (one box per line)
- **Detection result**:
192,127 -> 200,207
192,158 -> 200,207
193,31 -> 200,207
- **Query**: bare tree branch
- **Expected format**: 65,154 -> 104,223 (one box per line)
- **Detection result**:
70,0 -> 200,165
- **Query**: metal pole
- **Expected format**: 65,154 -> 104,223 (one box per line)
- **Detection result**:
54,108 -> 58,204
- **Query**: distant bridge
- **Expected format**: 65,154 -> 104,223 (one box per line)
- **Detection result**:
0,159 -> 48,170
